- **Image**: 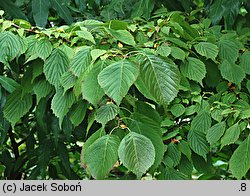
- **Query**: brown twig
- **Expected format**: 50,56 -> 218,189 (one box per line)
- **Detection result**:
8,128 -> 19,160
11,23 -> 35,33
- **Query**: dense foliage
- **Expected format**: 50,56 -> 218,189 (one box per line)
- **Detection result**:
0,0 -> 250,180
1,0 -> 250,29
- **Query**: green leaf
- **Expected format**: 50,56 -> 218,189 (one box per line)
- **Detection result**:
188,129 -> 209,160
98,59 -> 139,104
58,44 -> 74,60
138,54 -> 180,105
165,37 -> 188,50
192,153 -> 213,175
170,46 -> 186,61
107,29 -> 136,46
81,128 -> 105,165
206,121 -> 226,145
85,111 -> 96,137
180,57 -> 206,85
194,42 -> 219,60
76,20 -> 104,27
85,135 -> 120,179
14,19 -> 31,29
136,31 -> 148,44
222,0 -> 241,29
164,143 -> 181,167
170,12 -> 199,40
240,109 -> 250,119
191,110 -> 212,133
239,51 -> 250,75
178,156 -> 193,178
25,36 -> 38,62
247,80 -> 250,94
76,28 -> 95,44
36,143 -> 51,178
1,20 -> 12,32
33,79 -> 53,103
0,0 -> 27,21
158,166 -> 188,180
178,141 -> 192,160
156,45 -> 171,57
134,75 -> 156,102
208,0 -> 224,24
82,61 -> 106,106
50,0 -> 73,24
170,21 -> 183,33
31,60 -> 44,82
91,49 -> 106,62
129,102 -> 164,170
131,0 -> 154,19
0,76 -> 20,93
105,20 -> 128,30
185,105 -> 198,116
229,134 -> 250,179
95,103 -> 119,126
218,60 -> 245,85
21,66 -> 34,95
118,132 -> 155,178
69,100 -> 88,127
44,49 -> 69,88
69,47 -> 92,77
3,90 -> 32,127
0,110 -> 10,144
56,142 -> 71,177
25,36 -> 44,63
208,0 -> 241,29
211,108 -> 223,122
32,0 -> 50,27
221,123 -> 241,148
133,101 -> 162,127
60,71 -> 77,94
217,39 -> 239,63
204,60 -> 222,88
0,32 -> 22,63
51,88 -> 76,127
36,38 -> 53,60
18,36 -> 28,55
170,104 -> 185,117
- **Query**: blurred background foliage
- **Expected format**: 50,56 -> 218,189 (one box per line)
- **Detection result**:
0,0 -> 249,29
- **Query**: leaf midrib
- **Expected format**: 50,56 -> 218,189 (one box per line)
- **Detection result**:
144,55 -> 164,103
100,136 -> 109,177
131,134 -> 140,174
